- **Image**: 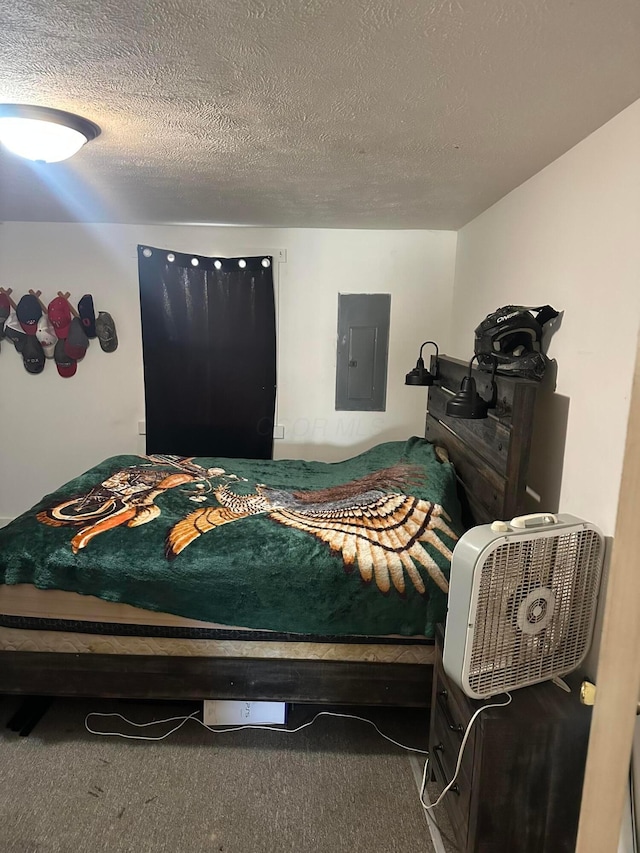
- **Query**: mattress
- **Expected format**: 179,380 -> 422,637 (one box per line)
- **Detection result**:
0,584 -> 435,664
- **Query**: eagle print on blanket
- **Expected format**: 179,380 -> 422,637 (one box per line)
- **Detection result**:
35,457 -> 457,596
166,464 -> 456,595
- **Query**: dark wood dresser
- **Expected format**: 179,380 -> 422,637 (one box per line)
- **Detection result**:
428,625 -> 592,852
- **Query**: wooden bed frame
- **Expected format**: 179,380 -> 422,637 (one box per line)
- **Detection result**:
0,356 -> 538,709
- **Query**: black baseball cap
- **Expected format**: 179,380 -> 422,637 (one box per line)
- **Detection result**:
64,316 -> 90,360
22,334 -> 45,374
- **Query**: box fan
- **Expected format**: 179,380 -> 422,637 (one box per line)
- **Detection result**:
443,513 -> 604,699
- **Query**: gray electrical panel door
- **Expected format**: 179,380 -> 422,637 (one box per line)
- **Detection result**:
335,293 -> 390,411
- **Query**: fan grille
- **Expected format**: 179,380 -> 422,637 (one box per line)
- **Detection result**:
467,528 -> 602,696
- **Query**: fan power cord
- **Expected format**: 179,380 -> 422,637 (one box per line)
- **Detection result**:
420,692 -> 512,810
84,708 -> 429,754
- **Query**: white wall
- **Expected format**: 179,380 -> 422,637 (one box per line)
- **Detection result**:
451,98 -> 640,537
0,223 -> 456,520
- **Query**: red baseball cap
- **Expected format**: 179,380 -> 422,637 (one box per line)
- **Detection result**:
54,338 -> 77,377
0,291 -> 12,336
48,296 -> 72,339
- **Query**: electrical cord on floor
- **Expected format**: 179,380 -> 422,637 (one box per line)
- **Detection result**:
85,696 -> 514,822
419,692 -> 512,811
84,708 -> 430,754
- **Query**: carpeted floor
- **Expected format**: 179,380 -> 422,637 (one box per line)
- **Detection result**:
0,697 -> 452,853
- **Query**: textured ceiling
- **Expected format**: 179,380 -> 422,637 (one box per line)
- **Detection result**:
0,0 -> 639,229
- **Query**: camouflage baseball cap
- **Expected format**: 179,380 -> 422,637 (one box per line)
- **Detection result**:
95,311 -> 118,353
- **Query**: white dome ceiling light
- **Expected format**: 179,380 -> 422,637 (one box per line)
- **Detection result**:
0,104 -> 100,163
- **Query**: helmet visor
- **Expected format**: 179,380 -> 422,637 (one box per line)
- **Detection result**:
492,328 -> 539,353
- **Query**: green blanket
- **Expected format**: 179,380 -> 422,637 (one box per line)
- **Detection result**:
0,438 -> 462,637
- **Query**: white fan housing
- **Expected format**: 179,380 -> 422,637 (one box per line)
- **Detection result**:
443,513 -> 604,699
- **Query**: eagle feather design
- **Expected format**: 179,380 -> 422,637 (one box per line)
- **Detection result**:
166,464 -> 457,594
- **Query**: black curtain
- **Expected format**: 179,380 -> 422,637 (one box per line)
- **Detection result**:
138,246 -> 276,459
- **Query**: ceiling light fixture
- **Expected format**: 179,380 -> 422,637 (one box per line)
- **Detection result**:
0,104 -> 100,163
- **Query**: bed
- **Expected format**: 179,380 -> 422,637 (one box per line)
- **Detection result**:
0,356 -> 538,707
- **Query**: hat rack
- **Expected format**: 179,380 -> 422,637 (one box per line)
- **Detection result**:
56,291 -> 81,319
27,290 -> 82,320
0,286 -> 17,310
0,288 -> 118,376
27,289 -> 48,315
1,287 -> 85,320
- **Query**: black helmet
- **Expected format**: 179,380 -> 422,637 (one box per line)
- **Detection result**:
474,305 -> 559,381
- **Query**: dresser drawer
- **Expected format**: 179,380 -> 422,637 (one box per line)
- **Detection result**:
434,680 -> 472,739
430,698 -> 475,787
430,729 -> 472,850
429,641 -> 476,852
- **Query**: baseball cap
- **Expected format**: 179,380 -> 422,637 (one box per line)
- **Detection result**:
16,294 -> 42,335
78,294 -> 97,338
48,296 -> 72,339
36,314 -> 57,358
54,338 -> 77,377
0,292 -> 10,339
95,311 -> 118,353
4,309 -> 27,353
22,335 -> 45,374
64,316 -> 90,360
